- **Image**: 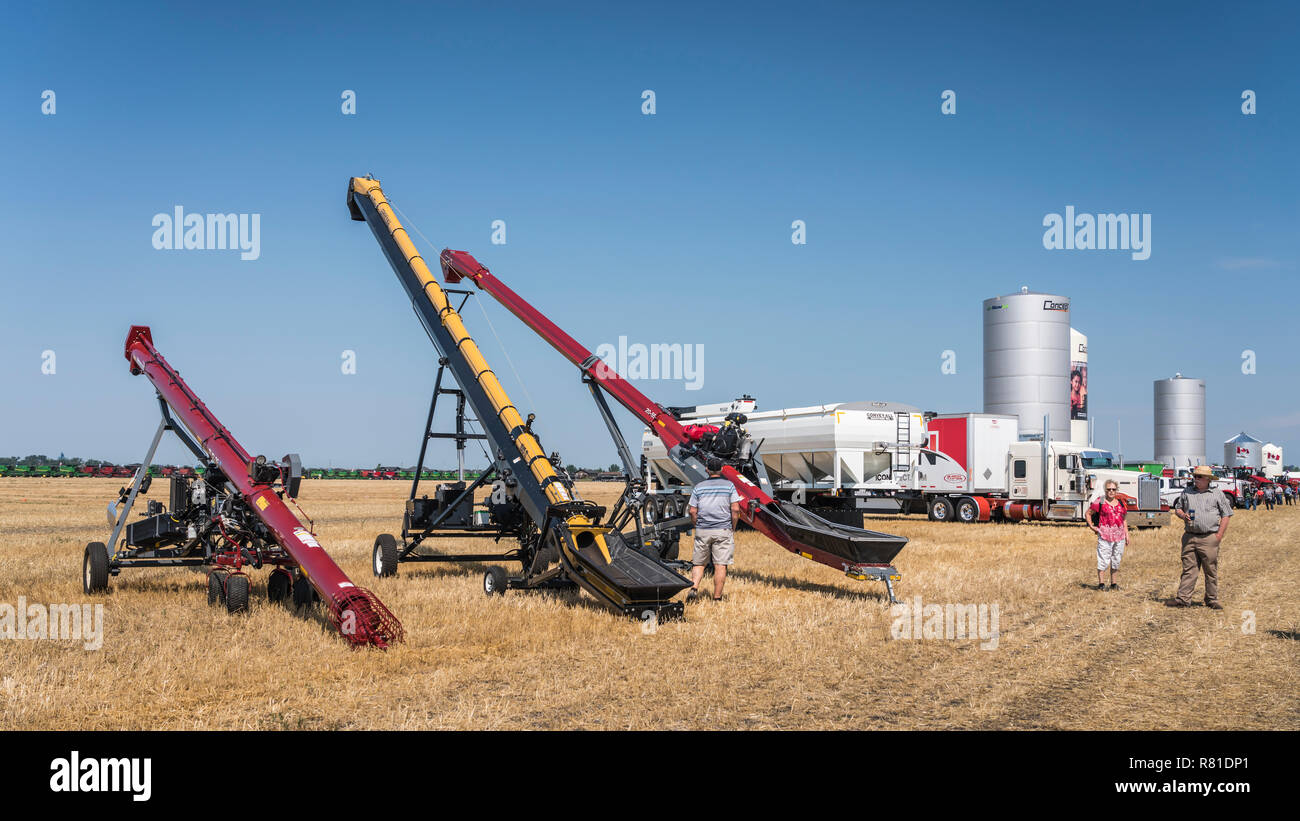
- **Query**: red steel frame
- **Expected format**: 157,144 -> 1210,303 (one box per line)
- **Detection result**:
123,326 -> 403,648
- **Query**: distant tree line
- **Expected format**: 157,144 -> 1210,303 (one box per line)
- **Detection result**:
566,464 -> 625,474
1,455 -> 628,473
0,455 -> 111,467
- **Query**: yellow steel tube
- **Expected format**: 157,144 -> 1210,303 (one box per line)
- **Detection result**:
350,177 -> 579,513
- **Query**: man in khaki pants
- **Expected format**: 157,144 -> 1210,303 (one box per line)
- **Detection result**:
686,457 -> 742,602
1168,465 -> 1233,609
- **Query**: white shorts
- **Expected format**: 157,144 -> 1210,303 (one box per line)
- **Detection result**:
1096,538 -> 1125,571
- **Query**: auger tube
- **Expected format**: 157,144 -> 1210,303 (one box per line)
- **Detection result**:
123,325 -> 404,647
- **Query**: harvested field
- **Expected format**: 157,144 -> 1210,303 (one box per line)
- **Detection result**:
1,478 -> 1296,730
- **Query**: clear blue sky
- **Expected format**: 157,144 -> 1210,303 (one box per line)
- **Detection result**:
2,1 -> 1296,469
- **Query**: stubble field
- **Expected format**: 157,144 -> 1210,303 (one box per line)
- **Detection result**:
1,477 -> 1296,730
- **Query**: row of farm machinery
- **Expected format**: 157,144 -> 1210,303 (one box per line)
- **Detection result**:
1,463 -> 482,480
74,174 -> 909,649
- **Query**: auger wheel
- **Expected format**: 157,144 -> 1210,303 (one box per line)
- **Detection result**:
207,570 -> 227,606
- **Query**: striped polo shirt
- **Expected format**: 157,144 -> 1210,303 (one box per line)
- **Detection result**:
688,477 -> 742,530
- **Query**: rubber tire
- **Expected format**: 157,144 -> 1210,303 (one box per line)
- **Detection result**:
928,497 -> 955,522
373,534 -> 399,578
83,542 -> 109,594
955,497 -> 980,523
292,575 -> 316,609
672,494 -> 687,518
267,570 -> 291,604
483,566 -> 508,596
207,570 -> 227,605
225,574 -> 249,614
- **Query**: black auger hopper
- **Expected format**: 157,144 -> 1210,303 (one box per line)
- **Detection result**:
561,529 -> 692,617
763,501 -> 908,566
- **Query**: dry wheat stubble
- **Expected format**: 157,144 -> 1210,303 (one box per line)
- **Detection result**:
0,478 -> 1295,729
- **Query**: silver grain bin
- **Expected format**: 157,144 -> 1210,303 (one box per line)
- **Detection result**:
983,288 -> 1071,441
1154,374 -> 1206,468
1224,431 -> 1262,470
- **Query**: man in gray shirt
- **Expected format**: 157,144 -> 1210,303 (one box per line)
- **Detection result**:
686,457 -> 742,602
1168,465 -> 1233,609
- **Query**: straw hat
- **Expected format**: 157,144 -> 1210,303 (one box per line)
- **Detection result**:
1192,465 -> 1214,478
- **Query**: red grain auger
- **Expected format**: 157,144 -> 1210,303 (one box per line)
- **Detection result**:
81,326 -> 403,648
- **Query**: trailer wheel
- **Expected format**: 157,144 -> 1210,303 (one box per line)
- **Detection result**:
928,497 -> 954,522
83,542 -> 109,594
226,574 -> 250,614
292,574 -> 316,609
207,570 -> 227,605
483,566 -> 508,596
955,497 -> 980,523
266,569 -> 292,603
372,533 -> 399,578
672,494 -> 688,518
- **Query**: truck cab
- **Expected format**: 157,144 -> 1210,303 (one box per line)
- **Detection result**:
1006,443 -> 1162,523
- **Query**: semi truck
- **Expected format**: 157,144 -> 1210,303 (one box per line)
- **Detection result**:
644,403 -> 1168,528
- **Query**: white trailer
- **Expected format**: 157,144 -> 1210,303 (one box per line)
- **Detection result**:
642,400 -> 926,496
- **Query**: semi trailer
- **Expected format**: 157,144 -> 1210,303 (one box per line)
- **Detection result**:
645,403 -> 1167,528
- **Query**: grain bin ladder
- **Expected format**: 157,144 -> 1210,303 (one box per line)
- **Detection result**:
81,326 -> 404,648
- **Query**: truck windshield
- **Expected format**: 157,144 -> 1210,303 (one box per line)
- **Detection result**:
1080,451 -> 1115,469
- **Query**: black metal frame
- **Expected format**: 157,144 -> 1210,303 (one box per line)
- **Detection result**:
392,347 -> 524,566
102,396 -> 294,572
387,359 -> 694,600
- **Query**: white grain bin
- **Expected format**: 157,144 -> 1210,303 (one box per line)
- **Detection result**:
983,288 -> 1071,442
1154,374 -> 1206,468
1224,432 -> 1263,470
1261,443 -> 1283,477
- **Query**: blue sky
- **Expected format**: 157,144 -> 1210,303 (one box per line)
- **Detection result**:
1,1 -> 1296,469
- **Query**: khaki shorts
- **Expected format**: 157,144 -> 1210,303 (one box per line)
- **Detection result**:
693,529 -> 735,566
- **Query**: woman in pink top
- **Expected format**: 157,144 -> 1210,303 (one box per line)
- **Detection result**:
1087,480 -> 1131,590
